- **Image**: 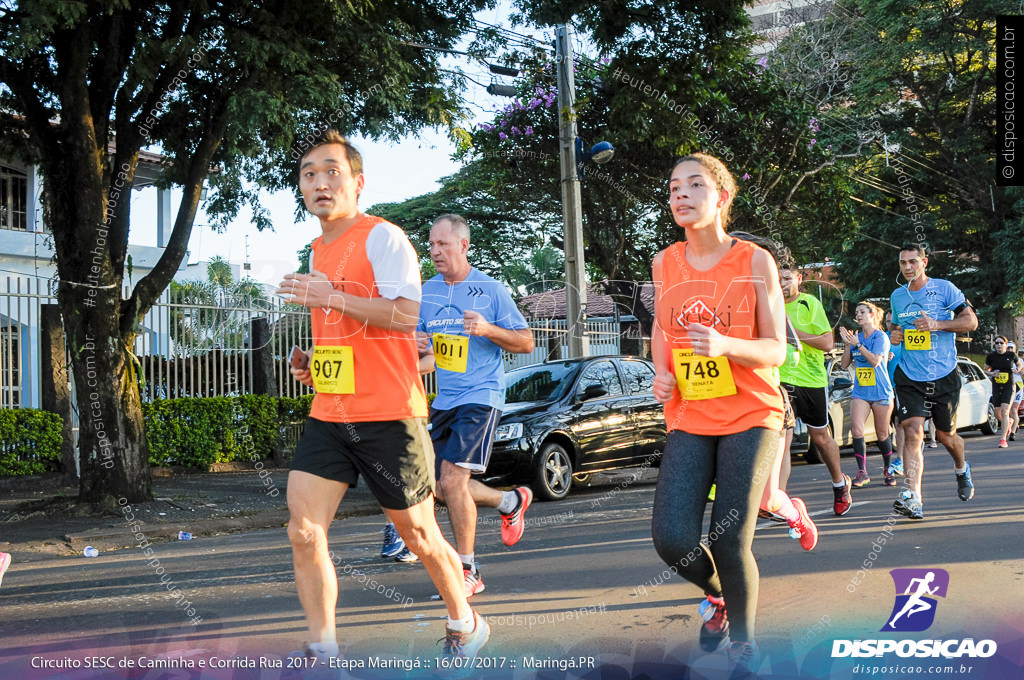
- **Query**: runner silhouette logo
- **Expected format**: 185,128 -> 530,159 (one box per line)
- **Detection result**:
881,568 -> 950,632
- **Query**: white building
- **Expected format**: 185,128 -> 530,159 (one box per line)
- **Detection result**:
0,150 -> 190,408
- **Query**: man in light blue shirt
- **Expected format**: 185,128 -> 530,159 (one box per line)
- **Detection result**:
889,243 -> 978,520
417,214 -> 535,598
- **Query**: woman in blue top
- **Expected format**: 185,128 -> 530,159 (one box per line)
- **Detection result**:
839,301 -> 895,487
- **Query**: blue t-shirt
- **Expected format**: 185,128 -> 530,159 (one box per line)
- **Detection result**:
887,343 -> 902,384
890,278 -> 968,382
419,268 -> 529,410
850,328 -> 893,402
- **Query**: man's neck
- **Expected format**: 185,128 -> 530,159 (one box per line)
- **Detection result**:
784,289 -> 799,304
320,211 -> 365,243
908,272 -> 930,292
442,263 -> 473,285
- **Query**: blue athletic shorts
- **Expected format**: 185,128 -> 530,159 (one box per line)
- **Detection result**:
429,403 -> 501,475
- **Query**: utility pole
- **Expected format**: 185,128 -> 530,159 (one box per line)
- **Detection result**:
555,24 -> 589,358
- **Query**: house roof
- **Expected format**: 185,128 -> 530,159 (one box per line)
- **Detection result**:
519,281 -> 655,320
106,143 -> 167,188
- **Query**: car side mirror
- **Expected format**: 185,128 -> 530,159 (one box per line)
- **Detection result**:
581,384 -> 608,401
833,377 -> 853,390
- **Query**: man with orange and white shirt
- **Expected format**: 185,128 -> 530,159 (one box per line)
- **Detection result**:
277,130 -> 488,666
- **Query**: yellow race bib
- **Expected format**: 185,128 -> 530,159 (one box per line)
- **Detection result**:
995,372 -> 1010,384
672,348 -> 737,400
433,333 -> 469,373
904,329 -> 932,350
310,346 -> 355,394
856,367 -> 876,387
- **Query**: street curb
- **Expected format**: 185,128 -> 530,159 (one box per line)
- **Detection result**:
56,497 -> 382,555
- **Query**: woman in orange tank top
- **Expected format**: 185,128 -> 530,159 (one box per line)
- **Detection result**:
650,153 -> 786,670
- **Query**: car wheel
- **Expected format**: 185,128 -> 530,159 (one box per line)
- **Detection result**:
533,442 -> 573,501
979,403 -> 998,436
804,422 -> 832,465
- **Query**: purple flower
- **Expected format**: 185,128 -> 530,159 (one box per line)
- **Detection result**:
756,56 -> 768,69
499,132 -> 507,141
808,138 -> 817,148
525,126 -> 534,136
511,126 -> 521,135
742,173 -> 751,180
500,119 -> 508,128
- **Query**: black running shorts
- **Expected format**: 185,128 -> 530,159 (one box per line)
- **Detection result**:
894,365 -> 961,434
991,379 -> 1015,406
783,383 -> 829,429
291,417 -> 435,510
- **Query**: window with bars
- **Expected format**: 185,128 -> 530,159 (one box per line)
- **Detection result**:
0,165 -> 28,231
0,324 -> 20,408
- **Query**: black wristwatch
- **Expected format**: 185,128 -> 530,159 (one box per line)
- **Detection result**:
853,343 -> 862,350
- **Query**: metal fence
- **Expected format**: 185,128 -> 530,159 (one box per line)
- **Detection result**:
1,278 -> 624,413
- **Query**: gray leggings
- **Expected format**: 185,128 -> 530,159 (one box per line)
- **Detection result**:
651,427 -> 777,642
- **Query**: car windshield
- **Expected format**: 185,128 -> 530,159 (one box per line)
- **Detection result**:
504,362 -> 579,404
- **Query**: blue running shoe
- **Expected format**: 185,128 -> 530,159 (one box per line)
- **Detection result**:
381,524 -> 405,559
888,457 -> 905,477
394,546 -> 419,563
893,489 -> 923,520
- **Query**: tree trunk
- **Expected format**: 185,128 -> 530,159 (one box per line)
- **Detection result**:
37,111 -> 155,504
62,286 -> 152,504
996,306 -> 1016,342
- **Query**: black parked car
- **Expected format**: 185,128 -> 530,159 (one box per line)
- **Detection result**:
482,356 -> 665,501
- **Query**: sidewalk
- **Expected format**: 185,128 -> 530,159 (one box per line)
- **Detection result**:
0,463 -> 382,559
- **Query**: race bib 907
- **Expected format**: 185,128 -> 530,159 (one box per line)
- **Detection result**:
311,346 -> 355,394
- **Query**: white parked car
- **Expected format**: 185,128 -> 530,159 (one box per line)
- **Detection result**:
947,356 -> 998,434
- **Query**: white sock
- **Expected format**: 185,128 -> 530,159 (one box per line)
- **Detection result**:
832,480 -> 846,488
308,641 -> 339,659
955,464 -> 967,474
459,553 -> 475,570
496,490 -> 519,514
447,612 -> 475,632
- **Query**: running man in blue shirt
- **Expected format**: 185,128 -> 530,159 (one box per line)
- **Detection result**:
889,244 -> 978,520
417,214 -> 535,597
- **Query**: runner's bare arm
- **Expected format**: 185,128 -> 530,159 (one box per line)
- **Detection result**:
913,307 -> 977,333
417,331 -> 435,374
796,328 -> 834,351
650,252 -> 676,404
463,310 -> 534,353
277,272 -> 420,333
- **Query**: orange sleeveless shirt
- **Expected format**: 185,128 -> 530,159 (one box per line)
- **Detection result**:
308,216 -> 427,423
656,239 -> 783,435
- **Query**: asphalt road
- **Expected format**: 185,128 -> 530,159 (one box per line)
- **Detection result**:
1,430 -> 1021,680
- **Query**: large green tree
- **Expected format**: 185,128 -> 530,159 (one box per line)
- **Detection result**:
375,1 -> 854,330
0,0 -> 488,502
791,0 -> 1014,335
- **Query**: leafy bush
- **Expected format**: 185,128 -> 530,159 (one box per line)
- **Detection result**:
143,394 -> 313,470
0,409 -> 63,476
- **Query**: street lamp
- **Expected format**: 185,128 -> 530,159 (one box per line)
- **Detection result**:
575,138 -> 615,175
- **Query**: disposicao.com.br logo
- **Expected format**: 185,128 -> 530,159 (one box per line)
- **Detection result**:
832,568 -> 997,659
